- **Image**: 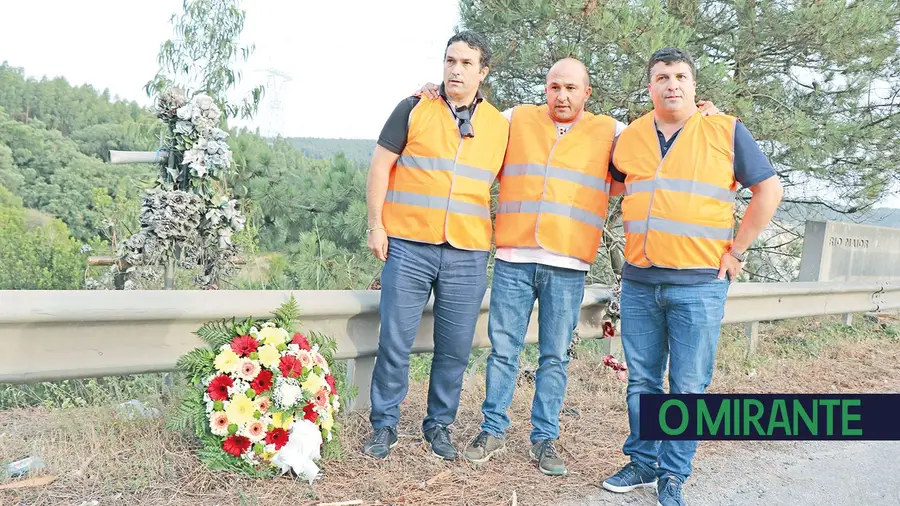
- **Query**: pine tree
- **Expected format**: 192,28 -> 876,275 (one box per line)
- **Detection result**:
460,0 -> 900,280
460,0 -> 900,212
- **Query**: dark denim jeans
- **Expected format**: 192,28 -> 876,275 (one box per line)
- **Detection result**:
369,238 -> 488,433
480,259 -> 586,443
620,278 -> 730,482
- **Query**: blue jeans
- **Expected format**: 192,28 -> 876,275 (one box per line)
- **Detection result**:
369,238 -> 489,433
620,278 -> 729,482
481,259 -> 586,444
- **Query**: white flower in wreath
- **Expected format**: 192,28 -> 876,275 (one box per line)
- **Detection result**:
218,227 -> 234,249
274,378 -> 303,408
182,146 -> 203,167
194,94 -> 214,111
212,128 -> 229,141
271,419 -> 323,484
176,104 -> 193,121
193,117 -> 215,134
174,120 -> 194,135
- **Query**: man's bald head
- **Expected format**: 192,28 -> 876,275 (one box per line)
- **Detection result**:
545,57 -> 592,123
547,57 -> 591,88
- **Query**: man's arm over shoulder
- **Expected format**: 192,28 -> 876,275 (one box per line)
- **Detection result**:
377,96 -> 420,155
608,119 -> 629,189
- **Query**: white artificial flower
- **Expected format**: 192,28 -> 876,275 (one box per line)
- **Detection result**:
176,104 -> 193,120
174,120 -> 194,135
193,94 -> 213,111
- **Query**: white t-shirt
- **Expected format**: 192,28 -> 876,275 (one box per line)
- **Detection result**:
495,107 -> 627,272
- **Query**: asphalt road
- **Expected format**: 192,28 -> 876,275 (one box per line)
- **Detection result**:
571,440 -> 900,506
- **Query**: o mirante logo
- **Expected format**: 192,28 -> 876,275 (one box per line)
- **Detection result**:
639,394 -> 900,440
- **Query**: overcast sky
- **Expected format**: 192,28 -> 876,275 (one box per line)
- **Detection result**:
2,1 -> 897,208
1,0 -> 461,140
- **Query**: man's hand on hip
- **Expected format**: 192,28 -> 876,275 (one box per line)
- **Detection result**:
367,229 -> 389,262
717,251 -> 743,281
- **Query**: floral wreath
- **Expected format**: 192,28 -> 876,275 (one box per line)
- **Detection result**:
170,296 -> 342,481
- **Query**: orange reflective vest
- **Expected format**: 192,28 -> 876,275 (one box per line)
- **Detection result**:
613,111 -> 738,270
494,105 -> 616,264
383,97 -> 509,251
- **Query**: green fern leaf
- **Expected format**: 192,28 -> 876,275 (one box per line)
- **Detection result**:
274,294 -> 301,331
167,387 -> 204,434
195,319 -> 234,348
176,348 -> 216,382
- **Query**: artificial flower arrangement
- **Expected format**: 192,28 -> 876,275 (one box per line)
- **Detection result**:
169,296 -> 342,482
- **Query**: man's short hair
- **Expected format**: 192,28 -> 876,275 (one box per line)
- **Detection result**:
446,30 -> 492,70
647,47 -> 696,82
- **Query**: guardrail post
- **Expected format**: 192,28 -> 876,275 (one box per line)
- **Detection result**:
745,321 -> 759,356
842,313 -> 853,326
345,357 -> 375,411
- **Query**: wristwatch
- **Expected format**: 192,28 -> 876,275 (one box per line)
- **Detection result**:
728,246 -> 747,262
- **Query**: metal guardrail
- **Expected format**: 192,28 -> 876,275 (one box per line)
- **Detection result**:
1,281 -> 897,408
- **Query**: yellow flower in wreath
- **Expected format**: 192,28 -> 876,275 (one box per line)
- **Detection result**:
214,347 -> 239,373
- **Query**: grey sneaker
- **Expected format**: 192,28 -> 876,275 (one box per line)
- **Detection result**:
602,461 -> 657,493
362,426 -> 398,459
656,474 -> 686,506
529,440 -> 567,476
424,424 -> 457,460
463,431 -> 506,464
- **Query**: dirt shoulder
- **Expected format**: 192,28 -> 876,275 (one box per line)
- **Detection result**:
2,316 -> 898,506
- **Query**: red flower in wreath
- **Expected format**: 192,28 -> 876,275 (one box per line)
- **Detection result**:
302,402 -> 319,423
223,434 -> 251,457
265,428 -> 289,450
207,375 -> 234,402
291,333 -> 312,351
279,355 -> 303,379
603,321 -> 616,339
324,373 -> 336,394
250,369 -> 274,394
231,335 -> 259,356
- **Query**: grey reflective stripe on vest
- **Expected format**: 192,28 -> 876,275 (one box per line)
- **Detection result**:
502,163 -> 608,192
625,178 -> 735,203
623,217 -> 732,240
386,190 -> 490,219
497,200 -> 604,229
398,154 -> 495,183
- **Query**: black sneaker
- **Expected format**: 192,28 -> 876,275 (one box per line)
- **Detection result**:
362,426 -> 398,459
424,424 -> 457,460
